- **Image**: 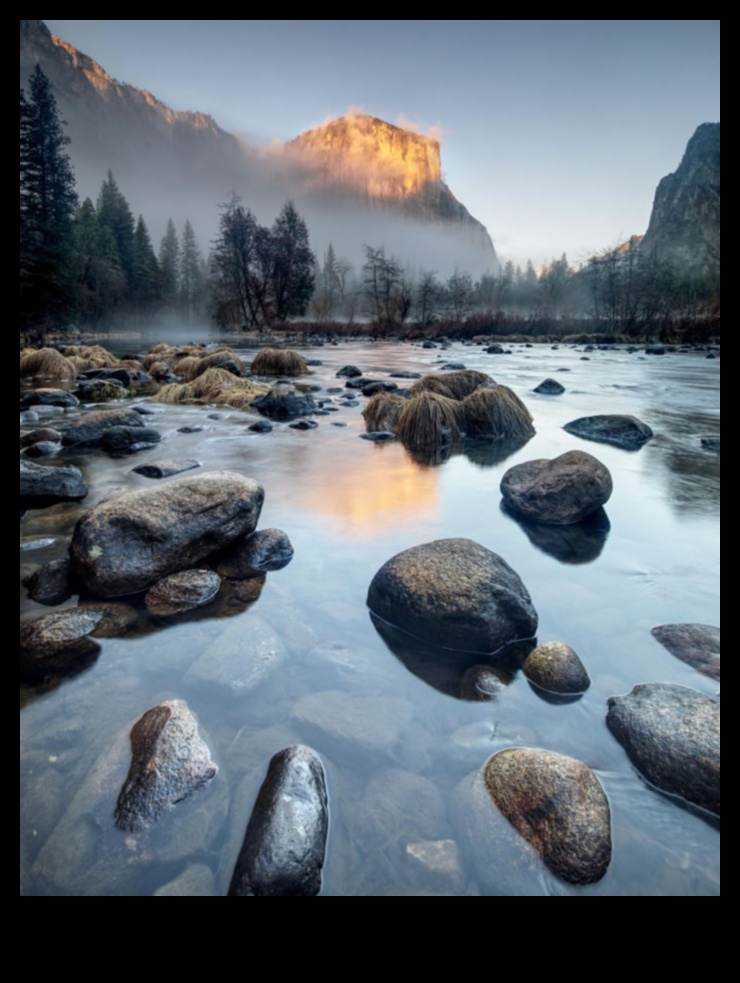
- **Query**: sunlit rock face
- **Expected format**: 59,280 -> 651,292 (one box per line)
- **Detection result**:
289,114 -> 497,261
641,122 -> 720,273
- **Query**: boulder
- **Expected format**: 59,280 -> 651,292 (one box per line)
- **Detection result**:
20,460 -> 87,506
22,441 -> 59,458
367,538 -> 537,654
651,623 -> 719,681
19,389 -> 79,410
336,365 -> 362,377
533,378 -> 565,395
606,683 -> 720,815
228,745 -> 328,896
74,379 -> 128,402
20,427 -> 62,448
70,471 -> 264,597
144,570 -> 221,616
131,458 -> 201,479
24,558 -> 73,606
522,640 -> 590,694
20,608 -> 102,678
251,385 -> 317,419
215,528 -> 294,579
100,426 -> 161,454
114,700 -> 217,833
500,450 -> 612,524
563,414 -> 653,450
61,408 -> 143,447
484,748 -> 611,885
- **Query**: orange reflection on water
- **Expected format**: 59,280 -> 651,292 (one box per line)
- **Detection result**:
301,441 -> 440,539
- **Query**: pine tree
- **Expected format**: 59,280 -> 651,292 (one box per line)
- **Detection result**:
20,65 -> 78,330
131,215 -> 161,316
269,202 -> 315,321
158,218 -> 180,308
180,219 -> 203,322
96,170 -> 135,286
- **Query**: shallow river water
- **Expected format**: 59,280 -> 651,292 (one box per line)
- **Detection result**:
20,335 -> 720,896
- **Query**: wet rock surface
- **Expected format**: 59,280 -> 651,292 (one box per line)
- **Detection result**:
228,745 -> 328,896
20,608 -> 102,678
20,427 -> 62,448
24,557 -> 73,606
533,378 -> 565,394
131,458 -> 201,479
500,450 -> 612,524
522,640 -> 590,694
251,385 -> 317,419
20,389 -> 79,409
606,683 -> 720,816
651,623 -> 720,681
70,471 -> 264,597
61,408 -> 143,446
20,460 -> 87,506
563,414 -> 654,450
114,700 -> 217,833
100,425 -> 161,454
484,748 -> 612,884
215,528 -> 294,579
144,569 -> 221,616
368,538 -> 537,654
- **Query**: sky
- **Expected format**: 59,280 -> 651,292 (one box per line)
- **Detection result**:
42,20 -> 720,271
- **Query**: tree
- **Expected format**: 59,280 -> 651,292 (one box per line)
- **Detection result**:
131,215 -> 160,317
20,65 -> 78,330
179,219 -> 204,321
158,218 -> 180,308
96,170 -> 135,285
269,201 -> 315,321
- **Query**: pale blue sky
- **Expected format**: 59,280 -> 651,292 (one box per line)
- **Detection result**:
43,20 -> 720,270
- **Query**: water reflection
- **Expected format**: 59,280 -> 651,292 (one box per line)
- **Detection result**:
501,502 -> 610,564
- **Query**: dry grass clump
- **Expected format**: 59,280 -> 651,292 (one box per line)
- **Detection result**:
395,391 -> 463,451
250,347 -> 308,376
62,345 -> 119,368
362,392 -> 407,433
20,348 -> 76,380
176,349 -> 246,381
411,369 -> 494,401
153,382 -> 193,404
461,385 -> 535,440
155,368 -> 268,407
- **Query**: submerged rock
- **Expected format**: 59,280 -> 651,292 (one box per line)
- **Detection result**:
522,640 -> 590,694
651,623 -> 720,681
563,414 -> 653,450
115,700 -> 217,833
100,426 -> 161,454
19,427 -> 62,448
367,538 -> 537,654
19,389 -> 78,410
484,748 -> 611,884
251,385 -> 317,419
20,460 -> 88,506
70,471 -> 264,597
24,557 -> 73,606
20,608 -> 102,678
500,450 -> 612,524
606,683 -> 720,815
228,745 -> 328,896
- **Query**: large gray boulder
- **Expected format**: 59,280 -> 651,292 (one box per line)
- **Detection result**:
484,748 -> 611,884
70,470 -> 264,596
114,700 -> 217,832
61,408 -> 143,446
563,414 -> 653,450
20,460 -> 87,506
367,538 -> 537,654
606,683 -> 720,815
228,745 -> 328,896
651,623 -> 720,681
500,450 -> 612,524
251,385 -> 317,419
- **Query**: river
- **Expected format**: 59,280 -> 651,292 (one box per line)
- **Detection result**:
20,335 -> 720,896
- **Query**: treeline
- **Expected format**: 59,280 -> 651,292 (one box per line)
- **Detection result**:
21,66 -> 719,343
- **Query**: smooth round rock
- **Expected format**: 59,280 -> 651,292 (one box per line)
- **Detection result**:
20,460 -> 88,506
367,538 -> 537,654
501,450 -> 612,524
606,683 -> 720,815
215,528 -> 294,579
485,748 -> 611,884
144,570 -> 221,616
522,640 -> 590,693
533,378 -> 565,395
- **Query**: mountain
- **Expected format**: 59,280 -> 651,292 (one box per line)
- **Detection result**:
641,122 -> 720,273
20,21 -> 497,274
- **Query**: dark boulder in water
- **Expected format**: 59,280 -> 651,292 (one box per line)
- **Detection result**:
144,569 -> 221,616
228,745 -> 328,896
20,460 -> 88,506
131,458 -> 201,479
215,528 -> 294,579
70,471 -> 264,597
19,389 -> 79,410
114,700 -> 217,833
20,607 -> 102,679
100,426 -> 161,454
522,640 -> 590,694
606,683 -> 720,816
367,538 -> 537,655
533,378 -> 565,395
61,408 -> 144,447
651,623 -> 719,681
500,450 -> 612,525
563,414 -> 653,450
251,385 -> 317,419
24,558 -> 73,606
336,364 -> 362,377
484,748 -> 612,885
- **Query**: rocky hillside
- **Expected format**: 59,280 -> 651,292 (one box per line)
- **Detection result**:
641,123 -> 720,273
